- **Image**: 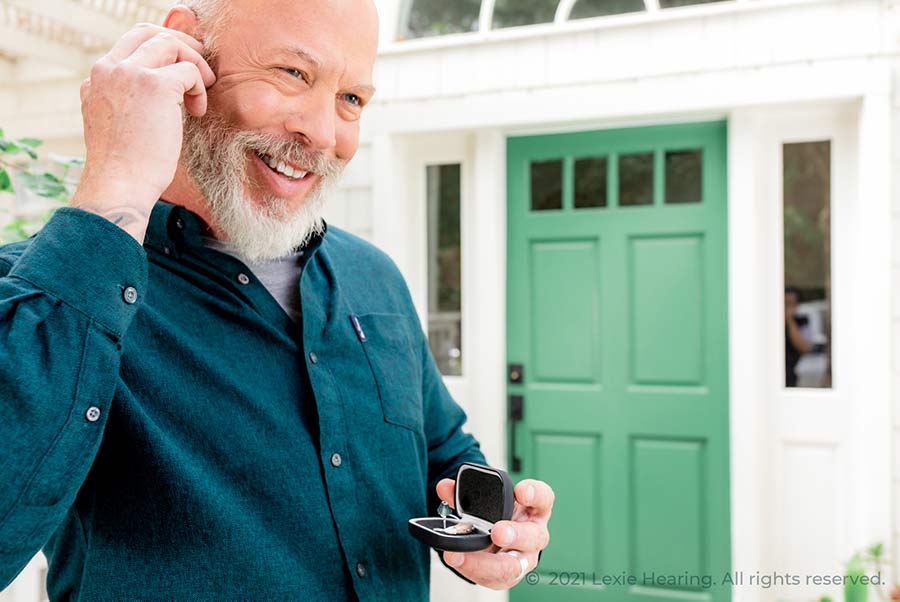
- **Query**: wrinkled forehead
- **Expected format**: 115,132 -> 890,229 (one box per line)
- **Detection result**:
222,0 -> 378,65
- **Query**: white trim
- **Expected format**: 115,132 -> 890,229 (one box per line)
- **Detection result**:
554,0 -> 576,24
852,87 -> 893,549
365,58 -> 886,137
727,108 -> 765,602
479,0 -> 496,32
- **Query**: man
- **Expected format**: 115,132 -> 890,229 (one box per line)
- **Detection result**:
784,287 -> 813,387
0,0 -> 553,598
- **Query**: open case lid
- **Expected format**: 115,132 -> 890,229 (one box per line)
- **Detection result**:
454,463 -> 515,529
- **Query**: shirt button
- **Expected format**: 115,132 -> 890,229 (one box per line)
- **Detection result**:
236,273 -> 250,285
175,217 -> 185,230
309,351 -> 318,364
122,286 -> 138,304
331,453 -> 342,467
85,406 -> 101,422
356,563 -> 366,578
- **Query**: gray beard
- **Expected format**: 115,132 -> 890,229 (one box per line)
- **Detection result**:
180,112 -> 344,262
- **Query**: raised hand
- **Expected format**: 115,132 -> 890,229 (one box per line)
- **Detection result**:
72,22 -> 216,242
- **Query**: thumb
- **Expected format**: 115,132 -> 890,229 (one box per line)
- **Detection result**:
436,478 -> 455,508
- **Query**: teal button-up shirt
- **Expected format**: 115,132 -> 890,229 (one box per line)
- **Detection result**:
0,201 -> 485,600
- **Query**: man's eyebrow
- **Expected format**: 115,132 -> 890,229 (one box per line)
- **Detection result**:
347,84 -> 377,98
282,45 -> 323,69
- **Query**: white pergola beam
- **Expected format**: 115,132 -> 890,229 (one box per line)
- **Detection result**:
2,0 -> 127,44
0,23 -> 90,72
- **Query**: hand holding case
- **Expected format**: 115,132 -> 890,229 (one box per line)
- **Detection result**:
408,462 -> 515,552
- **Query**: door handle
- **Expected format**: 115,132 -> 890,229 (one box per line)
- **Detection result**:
509,394 -> 524,472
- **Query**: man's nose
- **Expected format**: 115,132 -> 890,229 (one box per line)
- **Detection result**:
285,91 -> 338,152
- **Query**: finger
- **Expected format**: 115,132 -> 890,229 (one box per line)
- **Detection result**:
126,34 -> 215,87
106,23 -> 204,62
155,62 -> 208,116
514,479 -> 554,518
436,478 -> 455,508
491,519 -> 549,551
443,550 -> 534,590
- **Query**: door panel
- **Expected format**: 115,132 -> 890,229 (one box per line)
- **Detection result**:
508,121 -> 729,602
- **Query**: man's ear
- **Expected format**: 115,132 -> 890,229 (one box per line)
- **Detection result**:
163,5 -> 202,41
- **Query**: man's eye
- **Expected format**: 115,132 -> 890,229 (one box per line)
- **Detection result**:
281,68 -> 306,80
342,93 -> 362,106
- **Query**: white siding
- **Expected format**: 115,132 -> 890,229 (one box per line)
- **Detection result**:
322,143 -> 375,241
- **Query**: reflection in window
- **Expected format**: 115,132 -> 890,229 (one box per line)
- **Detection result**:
665,149 -> 702,204
399,0 -> 481,39
618,152 -> 654,206
492,0 -> 559,29
530,159 -> 563,211
570,0 -> 646,19
575,156 -> 608,208
427,164 -> 463,376
783,141 -> 831,388
659,0 -> 728,7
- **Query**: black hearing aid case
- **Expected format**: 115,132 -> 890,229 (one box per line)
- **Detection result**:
408,462 -> 515,553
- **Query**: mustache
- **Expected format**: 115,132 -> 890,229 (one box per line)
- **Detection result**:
210,118 -> 347,180
246,132 -> 344,180
184,110 -> 345,181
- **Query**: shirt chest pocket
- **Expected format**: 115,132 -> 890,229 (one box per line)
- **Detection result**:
356,313 -> 424,433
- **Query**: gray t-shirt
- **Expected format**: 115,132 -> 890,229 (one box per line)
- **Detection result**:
202,237 -> 303,323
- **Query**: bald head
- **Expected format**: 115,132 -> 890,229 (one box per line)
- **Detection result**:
176,0 -> 378,56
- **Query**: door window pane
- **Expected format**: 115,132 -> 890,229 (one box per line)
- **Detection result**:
574,156 -> 608,209
665,149 -> 702,204
618,152 -> 654,206
570,0 -> 646,19
531,159 -> 563,211
783,141 -> 831,388
427,164 -> 463,376
492,0 -> 559,29
659,0 -> 728,7
400,0 -> 481,39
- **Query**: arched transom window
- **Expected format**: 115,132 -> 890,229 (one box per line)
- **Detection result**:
398,0 -> 729,40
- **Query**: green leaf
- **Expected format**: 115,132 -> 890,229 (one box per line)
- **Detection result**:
0,141 -> 35,159
16,138 -> 42,149
19,171 -> 67,198
867,542 -> 884,559
0,169 -> 11,193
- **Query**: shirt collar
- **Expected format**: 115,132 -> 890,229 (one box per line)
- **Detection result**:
144,199 -> 328,262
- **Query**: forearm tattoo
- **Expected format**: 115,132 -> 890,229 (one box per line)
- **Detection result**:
84,205 -> 150,231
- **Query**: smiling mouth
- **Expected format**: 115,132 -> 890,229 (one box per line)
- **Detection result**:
255,151 -> 314,180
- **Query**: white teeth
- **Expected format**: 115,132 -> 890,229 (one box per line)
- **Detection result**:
258,153 -> 307,180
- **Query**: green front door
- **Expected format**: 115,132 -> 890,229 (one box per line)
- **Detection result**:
507,121 -> 730,602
